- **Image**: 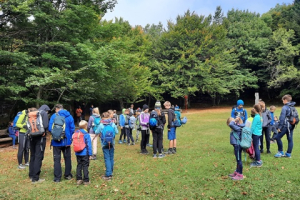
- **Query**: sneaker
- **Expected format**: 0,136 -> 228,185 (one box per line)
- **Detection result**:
25,162 -> 29,166
267,150 -> 271,154
18,164 -> 26,169
274,151 -> 284,158
260,149 -> 264,153
228,171 -> 237,177
140,149 -> 145,154
172,149 -> 176,154
53,180 -> 60,183
32,179 -> 45,184
158,154 -> 165,158
131,142 -> 135,145
118,140 -> 123,144
167,148 -> 173,155
153,154 -> 157,158
102,176 -> 112,181
127,143 -> 131,146
173,147 -> 177,153
144,149 -> 149,154
231,173 -> 244,180
147,144 -> 153,147
12,145 -> 17,149
123,139 -> 126,143
65,175 -> 73,180
285,152 -> 291,158
136,139 -> 139,143
77,180 -> 83,185
250,161 -> 263,168
83,181 -> 90,185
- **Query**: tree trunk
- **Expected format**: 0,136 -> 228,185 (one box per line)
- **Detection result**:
119,99 -> 124,110
36,86 -> 43,108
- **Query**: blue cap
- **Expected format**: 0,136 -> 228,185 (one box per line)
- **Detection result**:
237,99 -> 244,106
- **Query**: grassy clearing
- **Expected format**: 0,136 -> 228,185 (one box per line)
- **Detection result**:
0,107 -> 299,199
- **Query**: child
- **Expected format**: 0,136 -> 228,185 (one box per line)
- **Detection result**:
231,99 -> 248,123
245,108 -> 255,128
135,109 -> 142,142
139,104 -> 150,154
113,110 -> 118,126
118,108 -> 127,144
87,107 -> 101,160
8,122 -> 17,149
227,117 -> 244,180
75,120 -> 92,185
127,112 -> 135,145
164,101 -> 176,154
269,106 -> 277,143
274,94 -> 297,158
95,112 -> 118,181
250,104 -> 263,168
259,101 -> 272,154
152,108 -> 166,158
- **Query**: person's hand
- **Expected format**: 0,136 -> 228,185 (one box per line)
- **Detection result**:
23,125 -> 27,129
278,129 -> 281,132
42,133 -> 45,137
168,129 -> 170,131
121,127 -> 123,129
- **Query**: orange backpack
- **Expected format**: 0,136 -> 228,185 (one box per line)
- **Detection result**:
72,130 -> 86,152
27,111 -> 45,137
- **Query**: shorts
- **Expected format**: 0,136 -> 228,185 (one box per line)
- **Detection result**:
168,127 -> 176,140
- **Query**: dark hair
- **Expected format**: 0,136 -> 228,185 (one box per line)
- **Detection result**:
55,104 -> 63,109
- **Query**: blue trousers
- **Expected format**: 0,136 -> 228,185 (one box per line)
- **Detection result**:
102,146 -> 114,177
252,134 -> 261,161
233,144 -> 243,174
9,135 -> 16,145
276,126 -> 294,154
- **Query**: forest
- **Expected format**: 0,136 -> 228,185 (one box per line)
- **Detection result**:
0,0 -> 300,114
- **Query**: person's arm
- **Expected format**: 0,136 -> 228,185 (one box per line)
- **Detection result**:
69,116 -> 75,135
244,110 -> 248,122
113,124 -> 119,134
41,111 -> 49,130
278,106 -> 287,130
87,116 -> 93,130
48,114 -> 55,132
161,114 -> 166,124
8,127 -> 15,135
167,110 -> 172,129
86,134 -> 93,156
16,112 -> 26,130
229,121 -> 243,132
95,124 -> 103,135
139,113 -> 147,126
231,109 -> 235,118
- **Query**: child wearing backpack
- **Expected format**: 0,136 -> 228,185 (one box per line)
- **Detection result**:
274,94 -> 298,158
8,122 -> 17,149
269,106 -> 278,143
74,120 -> 92,185
164,101 -> 177,154
127,112 -> 135,145
135,109 -> 142,142
227,117 -> 245,180
140,104 -> 150,154
231,100 -> 248,123
118,108 -> 127,144
87,107 -> 101,160
95,112 -> 118,181
151,108 -> 166,158
258,101 -> 272,154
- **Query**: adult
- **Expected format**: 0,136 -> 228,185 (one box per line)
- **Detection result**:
29,105 -> 50,183
81,103 -> 86,120
89,105 -> 94,116
76,106 -> 82,124
231,99 -> 248,123
87,107 -> 101,160
129,104 -> 134,115
49,104 -> 75,183
139,104 -> 150,154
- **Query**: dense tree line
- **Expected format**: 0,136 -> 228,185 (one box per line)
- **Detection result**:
0,0 -> 299,112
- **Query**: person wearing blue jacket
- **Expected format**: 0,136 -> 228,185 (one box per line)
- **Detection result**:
48,104 -> 75,183
231,100 -> 248,123
8,122 -> 17,148
274,95 -> 296,158
75,121 -> 92,185
118,108 -> 126,144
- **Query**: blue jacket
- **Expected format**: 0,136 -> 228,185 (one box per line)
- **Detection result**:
95,119 -> 119,147
251,114 -> 262,136
229,121 -> 245,145
231,107 -> 248,123
278,101 -> 296,130
74,129 -> 92,156
49,109 -> 75,146
270,112 -> 275,126
8,126 -> 15,136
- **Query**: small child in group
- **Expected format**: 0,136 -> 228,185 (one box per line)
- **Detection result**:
113,110 -> 118,126
118,109 -> 127,144
269,106 -> 278,143
164,101 -> 177,154
135,109 -> 142,142
8,122 -> 17,149
75,120 -> 92,185
227,117 -> 245,180
245,109 -> 255,128
126,112 -> 135,145
95,112 -> 118,181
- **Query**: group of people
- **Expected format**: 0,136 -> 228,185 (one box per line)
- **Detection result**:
9,100 -> 183,184
228,94 -> 297,180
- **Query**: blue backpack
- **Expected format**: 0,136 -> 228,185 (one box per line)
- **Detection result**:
92,116 -> 101,132
240,127 -> 252,149
51,114 -> 66,141
173,110 -> 182,127
149,110 -> 159,130
101,123 -> 115,148
181,117 -> 187,124
13,111 -> 23,130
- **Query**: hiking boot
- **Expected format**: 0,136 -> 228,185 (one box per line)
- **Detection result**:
77,180 -> 83,185
167,148 -> 173,155
118,140 -> 123,144
231,173 -> 244,181
260,149 -> 264,153
18,164 -> 26,169
25,162 -> 29,167
65,175 -> 73,180
153,154 -> 158,158
250,160 -> 263,168
102,176 -> 112,181
173,147 -> 177,153
267,150 -> 271,154
144,149 -> 149,154
83,181 -> 90,185
228,171 -> 238,178
172,148 -> 176,154
32,179 -> 45,184
285,152 -> 291,158
274,151 -> 284,158
158,154 -> 165,158
53,180 -> 60,183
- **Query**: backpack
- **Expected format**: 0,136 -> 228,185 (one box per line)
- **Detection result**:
72,130 -> 86,152
92,116 -> 101,132
149,110 -> 159,130
239,127 -> 252,149
51,113 -> 66,141
246,142 -> 255,160
173,110 -> 181,127
287,105 -> 299,125
233,107 -> 245,119
101,123 -> 115,149
129,116 -> 135,129
13,111 -> 23,130
26,111 -> 45,137
124,114 -> 129,125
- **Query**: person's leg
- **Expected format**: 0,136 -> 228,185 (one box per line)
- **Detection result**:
11,135 -> 16,146
265,127 -> 271,152
82,155 -> 90,182
157,130 -> 163,154
145,131 -> 150,149
24,135 -> 30,164
102,147 -> 112,177
17,133 -> 25,165
233,145 -> 243,174
90,134 -> 97,156
129,129 -> 134,143
76,156 -> 83,180
29,137 -> 37,179
152,130 -> 158,154
140,130 -> 146,151
32,137 -> 46,181
252,135 -> 261,161
63,146 -> 72,178
260,128 -> 264,152
125,128 -> 130,143
286,127 -> 294,154
110,148 -> 114,176
53,146 -> 62,181
275,129 -> 286,152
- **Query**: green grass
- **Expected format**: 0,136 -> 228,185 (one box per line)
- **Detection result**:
0,107 -> 300,199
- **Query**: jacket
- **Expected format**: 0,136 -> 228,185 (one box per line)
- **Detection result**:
262,109 -> 272,128
49,109 -> 75,146
229,121 -> 245,145
251,114 -> 262,136
231,107 -> 248,123
95,119 -> 119,147
139,112 -> 150,130
155,112 -> 166,130
87,114 -> 101,134
16,110 -> 28,133
270,112 -> 275,126
167,108 -> 175,129
38,105 -> 50,132
119,109 -> 126,127
74,129 -> 93,156
278,101 -> 296,130
8,126 -> 15,136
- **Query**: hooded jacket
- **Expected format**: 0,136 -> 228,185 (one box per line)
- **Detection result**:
119,109 -> 126,127
229,121 -> 245,145
278,101 -> 296,130
49,109 -> 75,146
261,108 -> 272,128
38,105 -> 50,132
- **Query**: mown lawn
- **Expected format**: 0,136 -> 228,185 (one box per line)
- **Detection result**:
0,107 -> 299,200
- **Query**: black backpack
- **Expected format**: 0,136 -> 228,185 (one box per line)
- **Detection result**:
287,106 -> 299,125
233,107 -> 245,119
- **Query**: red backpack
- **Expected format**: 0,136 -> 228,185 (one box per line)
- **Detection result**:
72,130 -> 86,152
246,142 -> 255,159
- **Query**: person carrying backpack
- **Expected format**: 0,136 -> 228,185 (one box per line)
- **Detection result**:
48,104 -> 75,183
231,100 -> 248,123
139,104 -> 150,154
127,112 -> 135,145
151,108 -> 166,158
274,94 -> 298,158
74,120 -> 92,185
95,112 -> 118,181
164,101 -> 177,154
28,105 -> 50,183
16,109 -> 30,170
87,107 -> 101,160
118,108 -> 127,144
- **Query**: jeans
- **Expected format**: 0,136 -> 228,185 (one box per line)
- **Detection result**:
260,127 -> 271,151
17,133 -> 30,165
102,146 -> 114,177
9,135 -> 16,146
152,128 -> 163,154
119,128 -> 126,141
76,155 -> 90,182
252,134 -> 261,161
233,144 -> 243,174
276,126 -> 294,154
126,128 -> 134,143
270,125 -> 278,140
140,130 -> 149,151
53,146 -> 72,181
29,136 -> 46,181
